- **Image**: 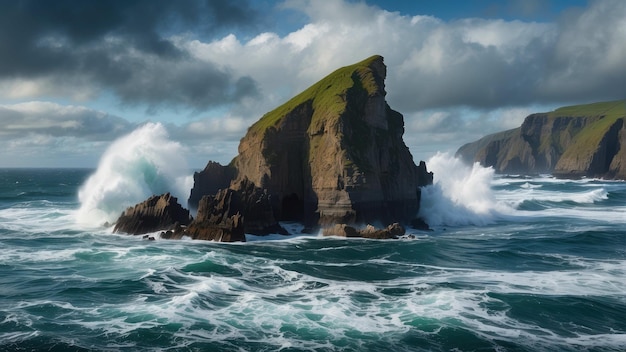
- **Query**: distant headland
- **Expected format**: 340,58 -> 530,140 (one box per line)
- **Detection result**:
457,100 -> 626,179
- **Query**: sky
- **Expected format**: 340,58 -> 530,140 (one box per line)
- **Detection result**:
0,0 -> 624,168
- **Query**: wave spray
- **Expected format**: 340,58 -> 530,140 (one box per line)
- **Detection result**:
418,153 -> 511,226
76,123 -> 193,226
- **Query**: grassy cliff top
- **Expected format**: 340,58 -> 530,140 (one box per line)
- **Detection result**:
248,55 -> 384,135
457,99 -> 626,161
548,100 -> 625,119
551,99 -> 625,161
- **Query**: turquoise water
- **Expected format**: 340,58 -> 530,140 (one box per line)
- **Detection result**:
1,166 -> 625,351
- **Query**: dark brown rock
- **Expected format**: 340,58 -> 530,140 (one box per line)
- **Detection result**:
113,193 -> 191,235
191,55 -> 433,233
229,178 -> 287,235
322,224 -> 360,237
188,161 -> 236,210
359,223 -> 405,239
184,212 -> 245,242
322,222 -> 405,239
178,178 -> 286,242
117,56 -> 434,242
386,222 -> 406,237
183,189 -> 246,242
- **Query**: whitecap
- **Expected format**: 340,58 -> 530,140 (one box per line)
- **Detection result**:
520,182 -> 542,189
75,122 -> 193,226
418,152 -> 514,226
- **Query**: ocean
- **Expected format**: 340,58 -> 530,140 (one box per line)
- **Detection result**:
1,149 -> 625,351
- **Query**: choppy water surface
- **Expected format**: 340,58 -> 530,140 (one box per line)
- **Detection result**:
1,154 -> 625,351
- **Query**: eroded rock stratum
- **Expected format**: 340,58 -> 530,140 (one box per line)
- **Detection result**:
115,55 -> 433,241
457,100 -> 626,179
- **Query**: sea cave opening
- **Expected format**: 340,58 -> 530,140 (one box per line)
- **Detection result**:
281,193 -> 304,221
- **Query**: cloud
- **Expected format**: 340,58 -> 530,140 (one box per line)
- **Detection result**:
179,0 -> 625,116
183,0 -> 624,165
0,99 -> 253,167
540,0 -> 626,102
0,101 -> 134,167
2,0 -> 625,167
404,105 -> 539,150
0,102 -> 134,140
0,0 -> 260,110
3,0 -> 623,115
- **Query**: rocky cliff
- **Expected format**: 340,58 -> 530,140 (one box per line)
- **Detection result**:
190,55 -> 433,228
456,100 -> 626,179
115,55 -> 433,242
187,161 -> 235,211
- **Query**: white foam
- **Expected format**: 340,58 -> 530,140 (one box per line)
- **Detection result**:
0,331 -> 39,343
418,153 -> 514,226
0,206 -> 78,233
498,187 -> 608,207
5,235 -> 620,351
520,182 -> 542,189
75,123 -> 193,226
419,166 -> 626,225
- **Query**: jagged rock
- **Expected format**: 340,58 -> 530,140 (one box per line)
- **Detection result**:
113,193 -> 191,235
177,178 -> 286,242
457,100 -> 626,179
322,224 -> 360,237
358,223 -> 405,239
184,212 -> 245,242
116,55 -> 434,242
196,178 -> 285,236
188,161 -> 235,210
189,55 -> 433,232
229,178 -> 287,235
183,189 -> 246,242
386,223 -> 406,237
322,222 -> 406,239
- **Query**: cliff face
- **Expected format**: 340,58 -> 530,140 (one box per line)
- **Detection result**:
456,100 -> 626,179
191,55 -> 432,227
188,161 -> 235,211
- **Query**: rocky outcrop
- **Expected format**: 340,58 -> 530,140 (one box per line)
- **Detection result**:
190,55 -> 433,230
115,55 -> 433,242
180,189 -> 246,242
228,178 -> 287,235
160,179 -> 280,242
113,193 -> 191,235
322,223 -> 406,239
456,100 -> 626,179
136,178 -> 282,242
188,161 -> 235,211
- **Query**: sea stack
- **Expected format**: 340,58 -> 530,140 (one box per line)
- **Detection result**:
190,55 -> 432,227
115,55 -> 433,241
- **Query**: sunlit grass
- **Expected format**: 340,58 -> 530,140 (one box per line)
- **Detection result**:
248,55 -> 383,136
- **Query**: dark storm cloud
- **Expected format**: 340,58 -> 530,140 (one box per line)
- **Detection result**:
111,59 -> 259,112
0,0 -> 260,109
0,102 -> 134,140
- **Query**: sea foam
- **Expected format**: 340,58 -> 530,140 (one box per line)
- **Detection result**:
76,123 -> 193,226
418,152 -> 513,226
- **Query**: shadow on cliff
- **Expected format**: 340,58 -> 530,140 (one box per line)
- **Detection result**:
113,55 -> 434,242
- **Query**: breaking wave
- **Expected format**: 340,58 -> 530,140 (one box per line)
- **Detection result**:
76,123 -> 193,226
418,153 -> 513,226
